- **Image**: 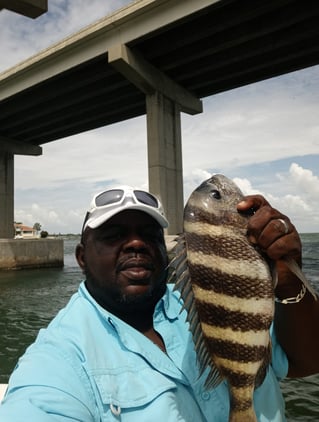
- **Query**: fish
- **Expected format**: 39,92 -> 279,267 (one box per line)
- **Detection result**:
169,174 -> 316,422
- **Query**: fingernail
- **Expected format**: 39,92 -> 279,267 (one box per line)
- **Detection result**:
248,235 -> 257,244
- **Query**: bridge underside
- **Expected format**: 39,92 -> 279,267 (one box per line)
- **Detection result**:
1,0 -> 319,236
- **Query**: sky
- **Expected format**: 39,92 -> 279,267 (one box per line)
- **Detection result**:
0,0 -> 318,234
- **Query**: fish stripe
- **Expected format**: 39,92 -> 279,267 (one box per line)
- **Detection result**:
230,387 -> 257,414
231,385 -> 255,402
206,337 -> 267,362
195,301 -> 273,331
221,369 -> 256,388
187,250 -> 271,283
185,230 -> 251,259
189,261 -> 273,300
213,356 -> 264,375
192,284 -> 274,315
201,322 -> 270,348
232,395 -> 255,412
184,219 -> 246,237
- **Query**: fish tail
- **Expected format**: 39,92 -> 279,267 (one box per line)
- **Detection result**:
229,385 -> 257,422
229,409 -> 257,422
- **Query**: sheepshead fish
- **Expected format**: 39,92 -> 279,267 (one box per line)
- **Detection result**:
171,174 -> 275,422
171,174 -> 317,421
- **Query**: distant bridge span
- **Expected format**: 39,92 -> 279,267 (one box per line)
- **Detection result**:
1,0 -> 319,237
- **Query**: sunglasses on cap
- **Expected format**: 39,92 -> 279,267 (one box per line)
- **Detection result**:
81,186 -> 167,235
93,188 -> 160,209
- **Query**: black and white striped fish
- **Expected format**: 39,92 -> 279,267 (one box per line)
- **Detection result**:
170,174 -> 311,422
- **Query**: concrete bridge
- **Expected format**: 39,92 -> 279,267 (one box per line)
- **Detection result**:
1,0 -> 319,238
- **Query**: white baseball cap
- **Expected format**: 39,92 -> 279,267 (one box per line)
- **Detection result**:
82,186 -> 168,232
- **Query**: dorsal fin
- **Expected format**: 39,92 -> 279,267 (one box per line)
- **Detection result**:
169,234 -> 223,389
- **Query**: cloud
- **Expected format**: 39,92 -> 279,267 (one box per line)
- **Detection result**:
230,162 -> 319,233
181,72 -> 319,173
15,116 -> 149,191
232,178 -> 262,196
286,163 -> 319,197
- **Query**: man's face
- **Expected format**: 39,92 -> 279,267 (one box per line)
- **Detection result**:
76,210 -> 168,315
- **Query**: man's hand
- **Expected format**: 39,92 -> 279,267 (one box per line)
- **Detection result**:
238,195 -> 319,377
237,195 -> 301,263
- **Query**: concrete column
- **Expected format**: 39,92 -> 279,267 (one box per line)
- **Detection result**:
0,151 -> 14,238
108,44 -> 202,234
146,91 -> 184,235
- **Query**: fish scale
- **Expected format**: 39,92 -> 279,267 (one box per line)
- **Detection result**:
171,174 -> 275,422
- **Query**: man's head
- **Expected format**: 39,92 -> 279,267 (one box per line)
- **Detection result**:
81,186 -> 168,235
76,187 -> 169,317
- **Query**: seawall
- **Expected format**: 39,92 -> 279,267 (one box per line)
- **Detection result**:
0,239 -> 64,270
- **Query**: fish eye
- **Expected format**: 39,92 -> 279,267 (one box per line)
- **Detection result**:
210,189 -> 221,199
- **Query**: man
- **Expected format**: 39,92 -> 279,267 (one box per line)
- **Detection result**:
0,185 -> 318,421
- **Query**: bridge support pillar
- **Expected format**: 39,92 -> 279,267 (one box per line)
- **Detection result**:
0,151 -> 14,239
108,44 -> 202,234
146,92 -> 183,234
0,139 -> 42,239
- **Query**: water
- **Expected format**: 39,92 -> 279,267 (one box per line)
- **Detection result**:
0,235 -> 318,421
0,238 -> 82,382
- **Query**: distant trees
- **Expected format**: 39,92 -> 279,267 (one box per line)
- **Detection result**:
33,223 -> 49,238
33,222 -> 42,234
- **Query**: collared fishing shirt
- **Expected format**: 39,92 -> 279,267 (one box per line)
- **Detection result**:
0,282 -> 288,421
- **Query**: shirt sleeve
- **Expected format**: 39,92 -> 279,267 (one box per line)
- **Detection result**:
0,343 -> 97,422
270,322 -> 289,380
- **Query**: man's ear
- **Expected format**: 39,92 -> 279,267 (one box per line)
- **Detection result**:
75,243 -> 86,272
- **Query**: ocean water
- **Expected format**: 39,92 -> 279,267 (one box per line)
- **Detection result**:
0,234 -> 318,421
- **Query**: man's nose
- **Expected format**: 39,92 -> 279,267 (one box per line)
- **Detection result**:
123,232 -> 148,252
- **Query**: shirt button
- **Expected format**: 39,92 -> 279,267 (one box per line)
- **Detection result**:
201,391 -> 210,401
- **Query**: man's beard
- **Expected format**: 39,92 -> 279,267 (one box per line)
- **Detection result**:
84,264 -> 168,313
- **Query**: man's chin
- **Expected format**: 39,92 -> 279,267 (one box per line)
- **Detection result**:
120,284 -> 165,309
121,287 -> 155,306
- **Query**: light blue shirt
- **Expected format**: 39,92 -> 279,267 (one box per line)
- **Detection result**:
0,282 -> 288,421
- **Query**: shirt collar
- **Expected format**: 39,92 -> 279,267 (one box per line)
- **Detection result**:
155,285 -> 181,321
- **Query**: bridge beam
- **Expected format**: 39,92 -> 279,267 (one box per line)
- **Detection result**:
0,0 -> 48,18
0,137 -> 42,156
108,44 -> 202,115
109,44 -> 202,234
